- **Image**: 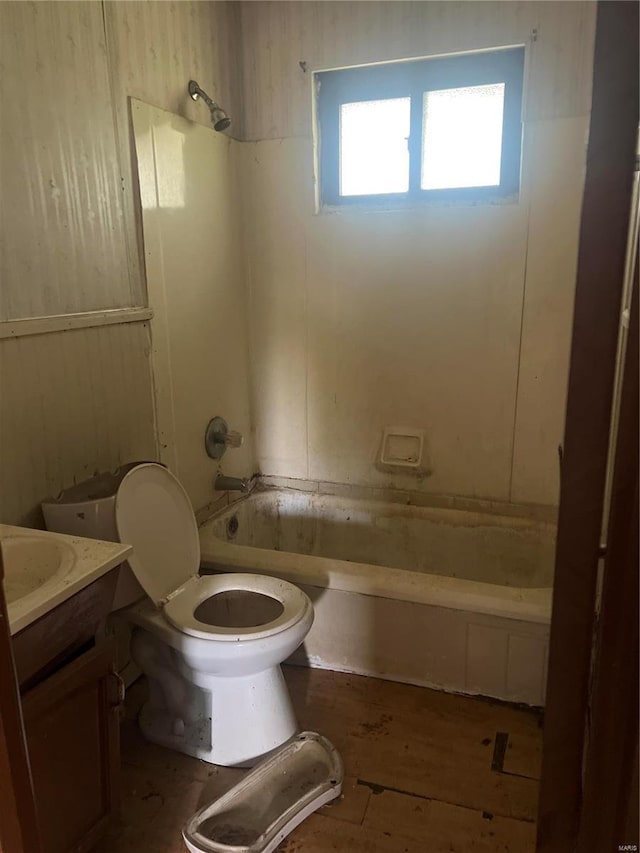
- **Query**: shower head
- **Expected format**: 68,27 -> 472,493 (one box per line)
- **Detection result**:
188,80 -> 231,132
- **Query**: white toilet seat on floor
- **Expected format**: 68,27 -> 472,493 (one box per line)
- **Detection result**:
163,572 -> 311,642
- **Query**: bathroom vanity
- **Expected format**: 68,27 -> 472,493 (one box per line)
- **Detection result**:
1,525 -> 131,853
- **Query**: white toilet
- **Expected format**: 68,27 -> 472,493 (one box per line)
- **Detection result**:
42,462 -> 314,767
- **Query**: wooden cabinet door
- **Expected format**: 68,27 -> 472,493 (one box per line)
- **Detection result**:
21,643 -> 121,853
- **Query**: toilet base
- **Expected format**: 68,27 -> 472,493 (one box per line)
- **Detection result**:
138,664 -> 299,767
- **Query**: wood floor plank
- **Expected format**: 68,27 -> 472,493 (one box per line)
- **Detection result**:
283,666 -> 540,820
105,824 -> 191,853
120,718 -> 213,783
108,763 -> 205,853
362,789 -> 536,852
285,666 -> 543,738
197,765 -> 245,807
502,732 -> 543,780
277,806 -> 534,853
276,811 -> 438,853
320,775 -> 372,825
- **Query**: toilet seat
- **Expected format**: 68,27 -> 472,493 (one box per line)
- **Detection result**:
163,573 -> 311,642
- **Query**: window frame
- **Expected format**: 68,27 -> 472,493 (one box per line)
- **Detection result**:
316,47 -> 525,208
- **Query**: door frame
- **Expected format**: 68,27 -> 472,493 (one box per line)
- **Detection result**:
536,2 -> 639,851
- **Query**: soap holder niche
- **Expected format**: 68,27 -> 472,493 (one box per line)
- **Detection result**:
380,427 -> 426,469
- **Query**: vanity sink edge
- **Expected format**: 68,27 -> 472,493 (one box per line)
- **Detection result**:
0,523 -> 132,636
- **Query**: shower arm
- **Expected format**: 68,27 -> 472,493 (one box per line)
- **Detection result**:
188,80 -> 216,112
188,79 -> 231,132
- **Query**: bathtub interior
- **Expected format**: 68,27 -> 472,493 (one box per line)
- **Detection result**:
206,489 -> 556,589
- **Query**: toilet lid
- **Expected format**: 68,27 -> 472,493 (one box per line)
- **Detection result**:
115,463 -> 200,604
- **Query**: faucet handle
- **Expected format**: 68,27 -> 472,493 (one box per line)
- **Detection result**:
223,430 -> 243,448
205,417 -> 243,459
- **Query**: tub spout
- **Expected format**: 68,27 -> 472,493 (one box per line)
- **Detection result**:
215,474 -> 249,492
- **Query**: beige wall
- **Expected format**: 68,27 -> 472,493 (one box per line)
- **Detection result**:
0,1 -> 242,525
236,1 -> 596,507
0,1 -> 596,526
0,324 -> 156,528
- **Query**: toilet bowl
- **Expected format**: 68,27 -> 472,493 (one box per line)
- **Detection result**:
42,463 -> 313,767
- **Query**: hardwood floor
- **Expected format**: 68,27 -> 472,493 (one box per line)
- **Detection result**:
106,666 -> 542,852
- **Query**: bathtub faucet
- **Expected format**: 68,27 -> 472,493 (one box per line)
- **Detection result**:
215,474 -> 250,493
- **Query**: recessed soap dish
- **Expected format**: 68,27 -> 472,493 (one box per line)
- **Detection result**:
380,426 -> 425,469
183,731 -> 343,853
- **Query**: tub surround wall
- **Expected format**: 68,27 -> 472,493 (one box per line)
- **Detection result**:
259,475 -> 559,523
237,2 -> 596,140
236,0 -> 596,508
131,101 -> 255,512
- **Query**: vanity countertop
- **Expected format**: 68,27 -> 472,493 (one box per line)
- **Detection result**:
0,524 -> 131,635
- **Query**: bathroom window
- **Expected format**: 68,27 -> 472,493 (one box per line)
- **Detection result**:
316,47 -> 524,207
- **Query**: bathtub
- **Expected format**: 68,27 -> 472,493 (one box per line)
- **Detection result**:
199,486 -> 555,705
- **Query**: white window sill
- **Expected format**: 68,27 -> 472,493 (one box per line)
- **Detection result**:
317,193 -> 520,215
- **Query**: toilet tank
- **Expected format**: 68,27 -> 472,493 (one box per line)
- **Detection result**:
42,464 -> 146,610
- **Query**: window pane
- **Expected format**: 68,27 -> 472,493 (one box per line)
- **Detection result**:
340,98 -> 410,196
421,83 -> 505,191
